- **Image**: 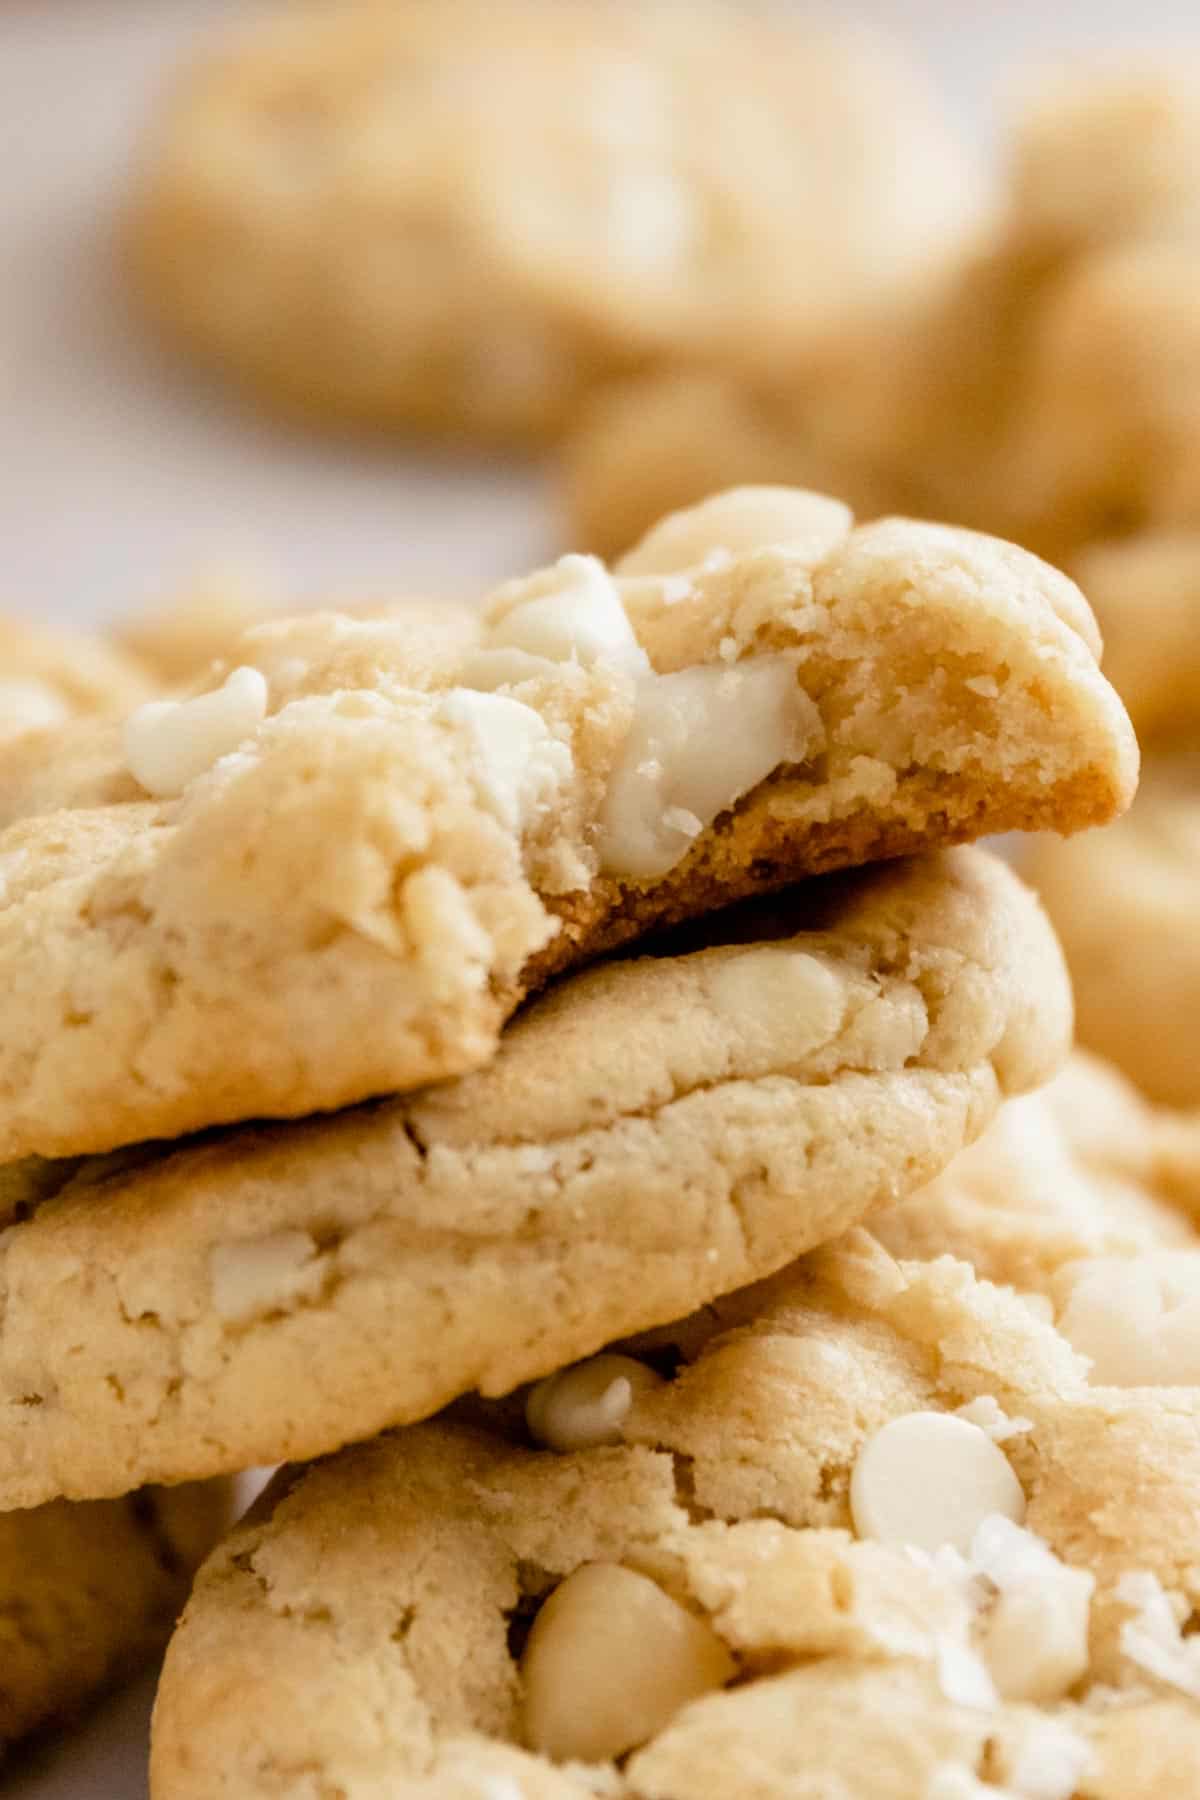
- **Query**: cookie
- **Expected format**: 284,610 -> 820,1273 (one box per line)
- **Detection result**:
1013,239 -> 1200,556
150,1233 -> 1200,1799
126,0 -> 973,444
1027,756 -> 1200,1109
1010,64 -> 1200,256
563,365 -> 909,561
561,233 -> 1067,561
876,1050 -> 1200,1300
0,1480 -> 228,1754
1,615 -> 152,742
565,64 -> 1200,564
114,569 -> 283,687
0,846 -> 1069,1506
1069,531 -> 1200,746
0,488 -> 1135,1162
0,599 -> 479,834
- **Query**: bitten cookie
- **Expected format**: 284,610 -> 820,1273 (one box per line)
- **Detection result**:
151,1235 -> 1200,1798
0,847 -> 1069,1506
1028,756 -> 1200,1109
1,615 -> 152,742
126,0 -> 973,444
0,488 -> 1135,1161
0,1481 -> 229,1754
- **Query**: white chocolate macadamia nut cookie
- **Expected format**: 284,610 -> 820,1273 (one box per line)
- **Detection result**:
0,488 -> 1134,1162
151,1238 -> 1200,1799
0,1479 -> 228,1755
1028,756 -> 1200,1109
126,0 -> 974,444
0,846 -> 1070,1505
0,615 -> 153,744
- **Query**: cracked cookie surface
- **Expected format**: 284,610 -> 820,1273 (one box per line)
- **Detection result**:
0,488 -> 1134,1161
0,847 -> 1069,1505
150,1235 -> 1200,1798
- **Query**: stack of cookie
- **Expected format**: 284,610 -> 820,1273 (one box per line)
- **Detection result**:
3,482 -> 1169,1791
0,618 -> 235,1755
5,2 -> 1200,1786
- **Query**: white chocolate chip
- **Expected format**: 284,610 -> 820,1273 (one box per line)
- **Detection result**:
519,1562 -> 734,1763
1115,1570 -> 1200,1696
609,168 -> 694,271
970,1516 -> 1092,1702
990,1717 -> 1094,1800
455,646 -> 559,692
926,1769 -> 1010,1800
707,948 -> 845,1062
210,1230 -> 327,1325
598,656 -> 819,879
124,665 -> 268,798
850,1413 -> 1026,1554
1056,1253 -> 1200,1385
485,554 -> 649,674
0,677 -> 70,734
933,1636 -> 997,1709
0,849 -> 29,907
477,1780 -> 524,1800
525,1354 -> 663,1453
618,486 -> 853,576
439,688 -> 573,834
954,1397 -> 1033,1444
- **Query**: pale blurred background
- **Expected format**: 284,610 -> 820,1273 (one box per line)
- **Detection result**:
2,0 -> 1198,629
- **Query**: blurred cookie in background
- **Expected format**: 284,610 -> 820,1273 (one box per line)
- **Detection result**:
876,1049 -> 1200,1298
1028,756 -> 1200,1110
564,60 -> 1200,562
562,354 -> 914,561
115,566 -> 283,688
124,0 -> 976,446
1010,62 -> 1200,257
1070,532 -> 1200,748
0,1482 -> 229,1757
1,616 -> 153,743
1010,239 -> 1200,558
